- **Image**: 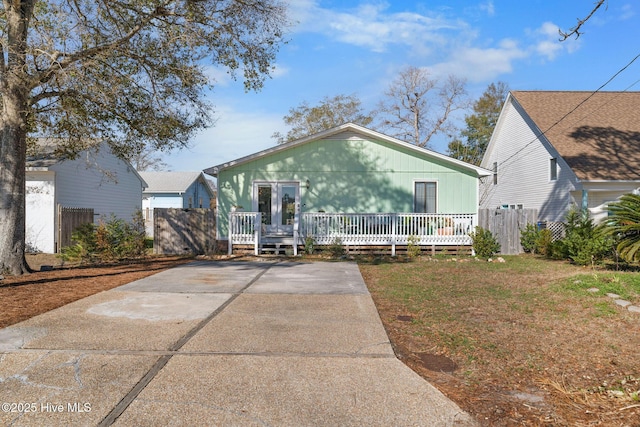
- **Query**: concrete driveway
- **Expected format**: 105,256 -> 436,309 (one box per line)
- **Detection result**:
0,260 -> 474,426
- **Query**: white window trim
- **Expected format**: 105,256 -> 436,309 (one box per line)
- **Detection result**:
412,179 -> 438,213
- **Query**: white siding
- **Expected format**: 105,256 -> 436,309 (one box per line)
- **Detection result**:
481,98 -> 581,222
51,144 -> 144,223
25,172 -> 56,253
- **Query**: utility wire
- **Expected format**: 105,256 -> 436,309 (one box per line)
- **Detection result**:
498,51 -> 640,168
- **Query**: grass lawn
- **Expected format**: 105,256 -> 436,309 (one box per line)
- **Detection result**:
359,254 -> 640,426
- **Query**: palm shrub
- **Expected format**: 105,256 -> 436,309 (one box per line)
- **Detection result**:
604,193 -> 640,263
469,226 -> 500,258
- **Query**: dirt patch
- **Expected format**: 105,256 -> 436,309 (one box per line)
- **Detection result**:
416,353 -> 458,373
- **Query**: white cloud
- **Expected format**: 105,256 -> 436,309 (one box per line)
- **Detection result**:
531,22 -> 581,61
619,4 -> 635,20
289,1 -> 463,54
430,39 -> 528,82
479,1 -> 495,17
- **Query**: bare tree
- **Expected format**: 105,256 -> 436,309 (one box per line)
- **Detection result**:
272,94 -> 375,144
0,0 -> 288,275
559,0 -> 607,40
130,147 -> 170,172
376,66 -> 469,149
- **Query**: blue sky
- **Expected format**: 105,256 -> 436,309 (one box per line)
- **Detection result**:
164,1 -> 640,176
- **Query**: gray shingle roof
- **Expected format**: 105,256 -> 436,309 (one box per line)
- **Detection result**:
139,171 -> 214,194
511,91 -> 640,181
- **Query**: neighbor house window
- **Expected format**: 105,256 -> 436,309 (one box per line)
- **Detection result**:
188,196 -> 193,208
414,181 -> 437,213
550,158 -> 558,181
493,162 -> 498,185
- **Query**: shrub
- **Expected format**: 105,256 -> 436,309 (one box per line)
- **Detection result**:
59,223 -> 98,263
59,211 -> 147,264
325,237 -> 345,257
604,193 -> 640,263
304,236 -> 316,255
520,223 -> 539,253
535,228 -> 554,257
557,208 -> 613,266
470,226 -> 500,258
406,234 -> 421,258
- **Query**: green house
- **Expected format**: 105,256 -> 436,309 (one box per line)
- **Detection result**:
204,123 -> 491,253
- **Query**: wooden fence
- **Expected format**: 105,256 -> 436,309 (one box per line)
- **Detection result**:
57,205 -> 94,252
478,208 -> 538,255
154,208 -> 216,255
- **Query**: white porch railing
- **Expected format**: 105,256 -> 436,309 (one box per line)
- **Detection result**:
229,212 -> 476,256
302,213 -> 475,255
228,212 -> 262,255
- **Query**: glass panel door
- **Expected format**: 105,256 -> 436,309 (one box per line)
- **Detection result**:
253,182 -> 299,235
280,185 -> 297,231
258,185 -> 272,226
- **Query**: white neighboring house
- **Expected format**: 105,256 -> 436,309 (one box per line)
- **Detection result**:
26,141 -> 148,253
139,171 -> 216,237
480,91 -> 640,224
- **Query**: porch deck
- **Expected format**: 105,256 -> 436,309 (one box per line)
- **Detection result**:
228,212 -> 476,256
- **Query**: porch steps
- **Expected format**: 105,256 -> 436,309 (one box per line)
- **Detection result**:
260,235 -> 299,255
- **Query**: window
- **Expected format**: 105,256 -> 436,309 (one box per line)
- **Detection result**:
414,182 -> 437,213
188,196 -> 193,208
517,204 -> 524,210
550,158 -> 558,181
493,162 -> 498,185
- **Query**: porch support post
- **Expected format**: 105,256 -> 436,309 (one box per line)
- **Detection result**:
254,213 -> 261,255
391,213 -> 397,257
228,213 -> 233,255
581,190 -> 589,219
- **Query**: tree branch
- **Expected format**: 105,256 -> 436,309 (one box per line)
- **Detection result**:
559,0 -> 606,41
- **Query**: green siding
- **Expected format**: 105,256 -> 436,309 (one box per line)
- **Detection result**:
217,136 -> 479,238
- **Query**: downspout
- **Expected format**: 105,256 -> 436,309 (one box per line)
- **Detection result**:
581,189 -> 589,219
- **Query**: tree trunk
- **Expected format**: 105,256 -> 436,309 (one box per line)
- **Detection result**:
0,124 -> 30,275
0,0 -> 35,275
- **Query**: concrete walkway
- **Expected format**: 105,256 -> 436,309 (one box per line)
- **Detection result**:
0,260 -> 475,426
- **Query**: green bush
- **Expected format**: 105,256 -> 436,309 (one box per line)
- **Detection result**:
406,234 -> 421,258
304,236 -> 316,255
556,208 -> 613,266
59,223 -> 98,263
535,228 -> 554,257
325,237 -> 346,257
469,226 -> 500,258
520,223 -> 539,253
604,193 -> 640,263
59,210 -> 147,264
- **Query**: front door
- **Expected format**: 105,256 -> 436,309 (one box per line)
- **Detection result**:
254,182 -> 299,235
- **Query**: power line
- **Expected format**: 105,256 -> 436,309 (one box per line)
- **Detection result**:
498,51 -> 640,169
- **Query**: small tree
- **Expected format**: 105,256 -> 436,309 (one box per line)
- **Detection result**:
470,226 -> 500,259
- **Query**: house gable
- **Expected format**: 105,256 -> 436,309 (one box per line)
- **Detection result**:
481,91 -> 640,223
510,91 -> 640,182
210,124 -> 490,239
